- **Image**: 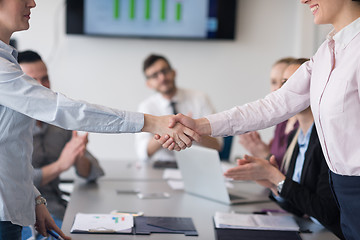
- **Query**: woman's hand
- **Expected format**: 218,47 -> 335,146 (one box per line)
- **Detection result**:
238,131 -> 270,159
224,155 -> 285,185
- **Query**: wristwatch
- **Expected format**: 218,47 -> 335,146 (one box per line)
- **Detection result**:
277,180 -> 285,194
35,196 -> 47,206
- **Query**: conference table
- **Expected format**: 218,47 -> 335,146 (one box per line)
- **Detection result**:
61,160 -> 339,240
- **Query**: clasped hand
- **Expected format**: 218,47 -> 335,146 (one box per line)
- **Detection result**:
57,131 -> 88,171
151,113 -> 211,151
224,155 -> 285,194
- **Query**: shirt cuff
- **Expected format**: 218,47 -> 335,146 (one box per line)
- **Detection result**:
123,111 -> 144,133
33,186 -> 41,198
205,113 -> 232,137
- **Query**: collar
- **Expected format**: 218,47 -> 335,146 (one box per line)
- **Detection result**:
298,123 -> 314,147
0,40 -> 18,59
157,88 -> 183,108
327,17 -> 360,50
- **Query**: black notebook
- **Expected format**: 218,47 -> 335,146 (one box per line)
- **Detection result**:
135,216 -> 198,236
215,228 -> 302,240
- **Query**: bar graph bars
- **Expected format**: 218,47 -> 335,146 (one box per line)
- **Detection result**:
175,1 -> 182,21
145,0 -> 151,20
160,0 -> 167,21
114,0 -> 120,19
130,0 -> 136,20
112,0 -> 183,22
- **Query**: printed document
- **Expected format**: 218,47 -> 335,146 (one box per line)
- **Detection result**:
214,212 -> 299,231
71,213 -> 133,233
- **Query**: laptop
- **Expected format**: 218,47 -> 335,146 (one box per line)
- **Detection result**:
175,146 -> 270,205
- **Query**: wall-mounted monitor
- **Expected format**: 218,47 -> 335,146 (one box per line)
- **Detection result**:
66,0 -> 237,40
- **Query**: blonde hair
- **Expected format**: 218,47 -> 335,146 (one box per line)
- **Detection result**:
289,58 -> 310,66
273,57 -> 296,67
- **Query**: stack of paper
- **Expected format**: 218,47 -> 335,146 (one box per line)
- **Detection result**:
163,169 -> 185,190
71,213 -> 134,233
214,212 -> 299,231
163,169 -> 182,180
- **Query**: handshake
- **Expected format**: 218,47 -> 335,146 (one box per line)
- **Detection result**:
142,113 -> 212,151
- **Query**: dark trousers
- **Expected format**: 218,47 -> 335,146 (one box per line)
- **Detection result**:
0,221 -> 22,240
330,171 -> 360,240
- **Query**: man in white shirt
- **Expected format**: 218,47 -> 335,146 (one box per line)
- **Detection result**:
135,54 -> 222,163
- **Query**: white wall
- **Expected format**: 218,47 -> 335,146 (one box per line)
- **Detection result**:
13,0 -> 329,161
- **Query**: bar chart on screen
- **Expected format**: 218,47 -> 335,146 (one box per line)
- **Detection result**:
84,0 -> 208,38
112,0 -> 184,22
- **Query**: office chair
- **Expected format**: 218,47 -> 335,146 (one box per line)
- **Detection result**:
219,136 -> 233,161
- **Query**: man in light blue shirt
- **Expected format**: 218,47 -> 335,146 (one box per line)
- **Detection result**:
0,1 -> 199,239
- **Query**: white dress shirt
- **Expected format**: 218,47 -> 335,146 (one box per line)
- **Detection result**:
136,88 -> 216,161
207,17 -> 360,176
0,41 -> 144,226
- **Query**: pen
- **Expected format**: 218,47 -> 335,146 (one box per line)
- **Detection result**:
47,230 -> 63,240
260,209 -> 287,213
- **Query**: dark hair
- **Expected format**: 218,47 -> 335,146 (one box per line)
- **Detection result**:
17,50 -> 42,64
143,54 -> 172,72
289,58 -> 310,66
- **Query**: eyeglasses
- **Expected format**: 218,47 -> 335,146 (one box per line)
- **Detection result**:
146,67 -> 172,80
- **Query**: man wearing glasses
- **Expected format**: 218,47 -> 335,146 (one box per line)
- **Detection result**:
135,54 -> 222,165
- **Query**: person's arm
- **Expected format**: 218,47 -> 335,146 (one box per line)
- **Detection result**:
199,136 -> 222,151
40,131 -> 87,186
195,92 -> 222,151
205,62 -> 312,137
224,155 -> 285,195
146,138 -> 163,157
159,61 -> 312,145
35,199 -> 71,240
225,149 -> 343,238
0,56 -> 198,149
32,186 -> 71,239
74,154 -> 91,178
40,163 -> 67,186
74,133 -> 104,181
75,150 -> 104,181
238,131 -> 271,159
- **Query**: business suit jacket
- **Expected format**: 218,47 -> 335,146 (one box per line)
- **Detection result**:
271,126 -> 344,239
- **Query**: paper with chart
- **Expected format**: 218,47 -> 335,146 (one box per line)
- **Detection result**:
214,212 -> 299,231
71,213 -> 134,233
